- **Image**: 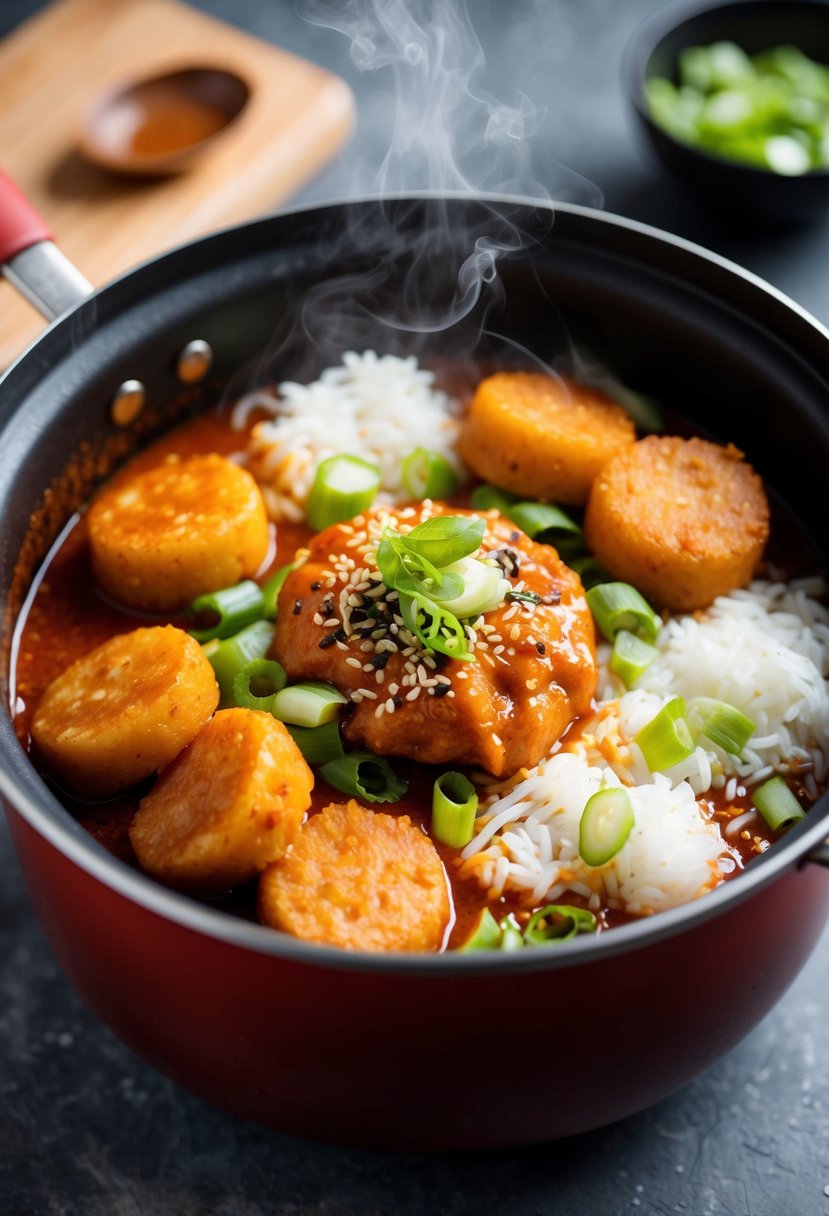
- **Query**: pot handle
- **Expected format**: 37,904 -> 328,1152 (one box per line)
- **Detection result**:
808,840 -> 829,867
0,167 -> 93,321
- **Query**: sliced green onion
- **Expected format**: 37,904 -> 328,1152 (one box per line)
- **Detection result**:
284,720 -> 345,766
431,556 -> 509,618
188,579 -> 265,642
202,619 -> 275,706
232,657 -> 287,714
523,904 -> 598,946
261,563 -> 294,619
401,448 -> 459,500
507,502 -> 583,556
569,555 -> 612,590
461,908 -> 502,951
498,915 -> 525,951
319,751 -> 408,804
399,591 -> 474,662
687,697 -> 756,757
635,697 -> 694,771
470,483 -> 519,514
271,681 -> 348,728
753,775 -> 806,833
609,629 -> 658,688
579,787 -> 635,867
431,771 -> 479,848
586,581 -> 661,643
306,455 -> 381,532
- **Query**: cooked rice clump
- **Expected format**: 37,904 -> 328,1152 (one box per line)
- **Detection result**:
461,579 -> 829,916
232,351 -> 463,521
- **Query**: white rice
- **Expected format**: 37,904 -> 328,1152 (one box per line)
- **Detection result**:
461,578 -> 829,917
232,350 -> 463,521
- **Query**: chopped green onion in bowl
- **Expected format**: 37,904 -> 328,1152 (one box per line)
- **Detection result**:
401,447 -> 459,500
586,581 -> 661,643
646,40 -> 829,174
187,579 -> 265,642
271,681 -> 348,728
609,628 -> 658,688
686,697 -> 755,757
635,696 -> 695,771
319,751 -> 408,804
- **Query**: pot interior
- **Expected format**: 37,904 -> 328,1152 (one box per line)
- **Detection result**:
1,195 -> 828,957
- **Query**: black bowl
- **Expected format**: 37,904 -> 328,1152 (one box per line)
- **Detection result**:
624,0 -> 829,226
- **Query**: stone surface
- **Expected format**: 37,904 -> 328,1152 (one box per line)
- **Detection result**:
2,1 -> 829,1214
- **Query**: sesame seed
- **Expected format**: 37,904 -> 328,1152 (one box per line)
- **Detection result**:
359,688 -> 378,701
360,641 -> 374,653
510,624 -> 521,641
346,657 -> 363,669
536,642 -> 546,655
323,618 -> 340,629
375,670 -> 386,685
385,697 -> 395,713
293,599 -> 302,616
526,678 -> 538,690
493,645 -> 505,655
503,604 -> 519,621
318,635 -> 337,650
492,733 -> 503,746
313,613 -> 324,626
375,703 -> 386,718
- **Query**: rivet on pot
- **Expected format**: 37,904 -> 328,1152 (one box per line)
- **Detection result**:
110,380 -> 146,427
176,339 -> 213,384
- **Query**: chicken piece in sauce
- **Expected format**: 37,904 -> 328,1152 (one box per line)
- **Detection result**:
274,504 -> 597,778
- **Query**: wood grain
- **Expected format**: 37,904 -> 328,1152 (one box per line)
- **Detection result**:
0,0 -> 354,367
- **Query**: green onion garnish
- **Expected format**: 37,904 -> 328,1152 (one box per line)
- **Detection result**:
401,448 -> 459,500
261,563 -> 294,620
284,720 -> 345,766
635,697 -> 695,771
306,454 -> 381,532
431,770 -> 479,848
523,904 -> 598,946
586,581 -> 661,643
232,657 -> 287,715
686,697 -> 756,757
319,751 -> 408,804
753,775 -> 806,833
398,514 -> 485,569
470,483 -> 520,514
188,579 -> 265,642
202,619 -> 275,706
609,629 -> 659,688
579,787 -> 635,867
461,908 -> 503,951
498,916 -> 526,951
507,502 -> 583,556
271,681 -> 348,728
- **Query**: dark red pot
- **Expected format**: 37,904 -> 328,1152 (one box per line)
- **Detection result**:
1,179 -> 828,1147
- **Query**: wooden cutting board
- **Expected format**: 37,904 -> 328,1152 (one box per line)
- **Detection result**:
0,0 -> 355,368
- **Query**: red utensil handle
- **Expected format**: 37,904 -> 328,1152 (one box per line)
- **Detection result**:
0,168 -> 54,264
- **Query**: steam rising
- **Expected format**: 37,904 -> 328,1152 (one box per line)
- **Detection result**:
237,0 -> 602,386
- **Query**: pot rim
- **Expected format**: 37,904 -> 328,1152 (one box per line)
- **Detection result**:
2,191 -> 828,976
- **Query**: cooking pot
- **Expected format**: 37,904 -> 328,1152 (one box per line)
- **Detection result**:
1,175 -> 828,1149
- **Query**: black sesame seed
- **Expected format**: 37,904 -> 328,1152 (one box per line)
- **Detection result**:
432,682 -> 451,697
491,547 -> 521,578
293,599 -> 302,616
510,530 -> 521,543
332,627 -> 348,642
542,592 -> 561,606
371,651 -> 391,669
393,696 -> 404,708
321,598 -> 334,617
318,634 -> 337,649
536,641 -> 546,655
310,581 -> 322,591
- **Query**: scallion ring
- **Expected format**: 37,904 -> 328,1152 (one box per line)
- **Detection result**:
305,454 -> 381,532
470,483 -> 520,514
609,629 -> 659,688
523,904 -> 598,946
507,502 -> 583,556
232,657 -> 287,714
461,908 -> 502,951
431,770 -> 478,848
401,448 -> 459,500
271,681 -> 348,728
579,787 -> 635,867
635,697 -> 695,771
498,916 -> 525,951
686,697 -> 756,757
753,775 -> 806,833
202,618 -> 275,706
261,563 -> 295,620
586,582 -> 661,643
319,751 -> 408,804
284,720 -> 345,766
188,579 -> 265,642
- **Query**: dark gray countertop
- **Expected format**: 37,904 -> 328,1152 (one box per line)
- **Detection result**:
2,1 -> 829,1213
